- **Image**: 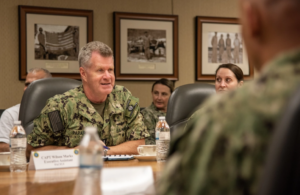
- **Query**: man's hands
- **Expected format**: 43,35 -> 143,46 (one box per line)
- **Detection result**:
107,139 -> 145,155
25,139 -> 144,160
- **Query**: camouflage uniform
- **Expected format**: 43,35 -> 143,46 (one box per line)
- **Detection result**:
28,85 -> 149,147
158,49 -> 300,195
141,103 -> 166,145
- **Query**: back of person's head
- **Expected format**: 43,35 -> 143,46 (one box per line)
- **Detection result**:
78,41 -> 114,69
215,63 -> 244,82
151,78 -> 174,93
24,68 -> 52,91
28,68 -> 52,78
240,0 -> 300,70
261,0 -> 300,27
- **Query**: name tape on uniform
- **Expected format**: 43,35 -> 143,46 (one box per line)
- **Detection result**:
28,149 -> 79,170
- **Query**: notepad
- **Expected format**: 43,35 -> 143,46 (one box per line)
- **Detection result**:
102,166 -> 154,195
103,155 -> 134,161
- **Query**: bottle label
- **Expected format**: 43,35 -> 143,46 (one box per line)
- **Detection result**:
159,132 -> 170,141
10,138 -> 27,148
155,131 -> 160,140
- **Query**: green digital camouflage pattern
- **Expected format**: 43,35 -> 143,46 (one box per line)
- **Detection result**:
141,103 -> 166,145
158,48 -> 300,195
28,85 -> 149,148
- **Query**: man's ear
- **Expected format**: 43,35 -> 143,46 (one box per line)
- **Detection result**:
243,1 -> 261,38
238,80 -> 244,87
80,67 -> 87,82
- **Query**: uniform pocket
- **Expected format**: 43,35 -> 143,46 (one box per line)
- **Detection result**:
110,125 -> 126,145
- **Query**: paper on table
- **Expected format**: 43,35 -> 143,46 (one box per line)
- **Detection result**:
101,166 -> 155,195
32,168 -> 78,183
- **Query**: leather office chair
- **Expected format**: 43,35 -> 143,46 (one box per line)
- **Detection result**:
166,83 -> 215,135
19,78 -> 81,135
257,85 -> 300,195
0,109 -> 5,118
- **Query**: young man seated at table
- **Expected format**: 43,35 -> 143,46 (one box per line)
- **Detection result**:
26,41 -> 149,159
0,68 -> 52,152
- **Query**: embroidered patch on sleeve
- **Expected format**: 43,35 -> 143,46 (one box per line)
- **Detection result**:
48,111 -> 64,133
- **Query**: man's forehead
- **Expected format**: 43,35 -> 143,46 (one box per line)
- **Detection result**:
94,62 -> 114,67
25,71 -> 46,81
91,51 -> 114,60
90,60 -> 114,69
92,62 -> 115,68
90,52 -> 114,63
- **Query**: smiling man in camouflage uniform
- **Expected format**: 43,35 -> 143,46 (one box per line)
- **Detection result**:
158,0 -> 300,194
27,41 -> 149,158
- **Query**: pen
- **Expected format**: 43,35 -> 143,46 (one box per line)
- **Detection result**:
103,145 -> 110,150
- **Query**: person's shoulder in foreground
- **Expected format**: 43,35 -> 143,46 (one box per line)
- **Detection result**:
158,48 -> 300,195
158,0 -> 300,193
0,104 -> 20,144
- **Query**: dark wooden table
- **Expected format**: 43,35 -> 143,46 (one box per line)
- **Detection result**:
0,159 -> 164,195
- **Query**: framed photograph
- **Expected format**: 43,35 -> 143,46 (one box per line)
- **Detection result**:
196,16 -> 253,81
114,12 -> 178,80
19,5 -> 93,80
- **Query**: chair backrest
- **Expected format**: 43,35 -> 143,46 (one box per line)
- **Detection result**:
0,109 -> 5,118
166,83 -> 215,135
258,85 -> 300,195
19,78 -> 81,135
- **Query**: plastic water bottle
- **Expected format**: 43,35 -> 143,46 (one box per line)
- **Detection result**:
73,126 -> 103,195
155,116 -> 170,162
9,121 -> 27,172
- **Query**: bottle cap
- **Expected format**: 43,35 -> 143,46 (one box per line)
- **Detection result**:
159,116 -> 166,120
13,121 -> 21,125
84,126 -> 97,133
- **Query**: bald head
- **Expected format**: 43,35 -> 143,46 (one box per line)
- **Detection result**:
24,68 -> 52,91
259,0 -> 300,28
239,0 -> 300,70
245,0 -> 300,16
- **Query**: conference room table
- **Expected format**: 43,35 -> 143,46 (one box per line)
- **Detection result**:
0,159 -> 165,195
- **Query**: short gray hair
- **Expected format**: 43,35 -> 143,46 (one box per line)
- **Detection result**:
78,41 -> 114,68
28,68 -> 52,78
